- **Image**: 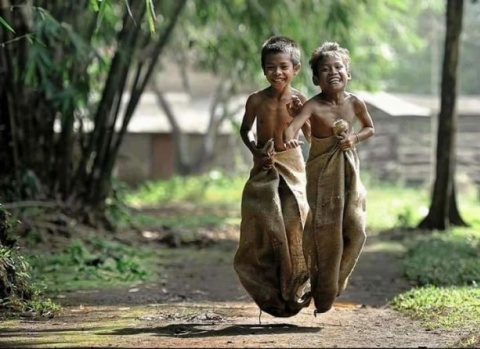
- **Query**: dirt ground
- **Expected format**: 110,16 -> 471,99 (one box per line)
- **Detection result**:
0,210 -> 467,348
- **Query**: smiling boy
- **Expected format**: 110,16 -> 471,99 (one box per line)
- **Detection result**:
234,36 -> 312,318
284,41 -> 375,315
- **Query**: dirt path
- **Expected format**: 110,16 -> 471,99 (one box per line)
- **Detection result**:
1,229 -> 463,348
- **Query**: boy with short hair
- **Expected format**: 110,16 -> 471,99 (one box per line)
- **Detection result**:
234,35 -> 312,318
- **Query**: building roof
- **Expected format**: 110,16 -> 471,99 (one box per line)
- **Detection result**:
391,93 -> 480,115
123,92 -> 246,134
123,91 -> 479,134
354,91 -> 431,117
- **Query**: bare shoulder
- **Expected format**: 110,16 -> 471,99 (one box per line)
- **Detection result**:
345,92 -> 365,104
346,92 -> 369,114
246,88 -> 268,107
247,89 -> 263,103
291,87 -> 308,102
304,93 -> 324,108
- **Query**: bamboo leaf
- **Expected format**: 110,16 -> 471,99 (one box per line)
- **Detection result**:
145,0 -> 156,34
95,0 -> 108,32
124,0 -> 134,22
0,16 -> 15,33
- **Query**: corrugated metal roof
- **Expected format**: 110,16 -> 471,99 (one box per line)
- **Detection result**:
392,93 -> 480,115
355,91 -> 431,117
122,91 -> 478,134
123,92 -> 247,134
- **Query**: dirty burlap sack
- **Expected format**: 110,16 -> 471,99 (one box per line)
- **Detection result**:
234,140 -> 312,317
304,120 -> 367,314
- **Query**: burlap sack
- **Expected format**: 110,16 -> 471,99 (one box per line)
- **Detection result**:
304,124 -> 367,314
234,140 -> 311,317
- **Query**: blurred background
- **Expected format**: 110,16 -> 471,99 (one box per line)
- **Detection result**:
1,2 -> 479,340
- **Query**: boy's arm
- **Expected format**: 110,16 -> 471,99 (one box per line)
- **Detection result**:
240,94 -> 274,170
239,94 -> 259,155
339,96 -> 374,151
298,94 -> 311,144
301,120 -> 312,144
352,97 -> 375,143
284,101 -> 311,149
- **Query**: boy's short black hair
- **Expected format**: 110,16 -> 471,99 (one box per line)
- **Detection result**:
309,41 -> 351,76
261,35 -> 301,70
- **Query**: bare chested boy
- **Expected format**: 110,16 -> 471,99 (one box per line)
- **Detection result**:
233,35 -> 312,318
284,41 -> 375,315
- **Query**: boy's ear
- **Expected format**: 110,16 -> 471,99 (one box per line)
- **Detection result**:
347,71 -> 352,80
294,63 -> 301,74
312,75 -> 319,86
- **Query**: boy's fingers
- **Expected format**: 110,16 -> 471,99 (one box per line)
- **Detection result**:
284,140 -> 303,149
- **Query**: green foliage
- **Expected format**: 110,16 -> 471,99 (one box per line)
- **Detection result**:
392,218 -> 480,342
27,238 -> 154,292
402,229 -> 480,287
124,170 -> 480,234
387,0 -> 480,94
391,286 -> 480,331
125,170 -> 245,207
0,0 -> 188,219
361,174 -> 430,231
0,246 -> 60,317
176,0 -> 426,95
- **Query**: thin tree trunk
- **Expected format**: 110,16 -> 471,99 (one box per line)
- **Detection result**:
153,86 -> 191,174
449,182 -> 468,226
418,0 -> 466,230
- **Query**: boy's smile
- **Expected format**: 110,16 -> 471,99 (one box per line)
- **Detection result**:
316,55 -> 350,91
263,52 -> 298,89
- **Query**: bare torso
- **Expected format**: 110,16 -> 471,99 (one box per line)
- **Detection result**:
308,92 -> 357,138
252,87 -> 305,152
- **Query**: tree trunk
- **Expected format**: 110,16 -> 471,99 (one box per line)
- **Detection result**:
449,182 -> 469,226
418,0 -> 467,230
0,206 -> 15,248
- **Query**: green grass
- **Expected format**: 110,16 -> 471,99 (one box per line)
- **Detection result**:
401,228 -> 480,287
390,225 -> 480,347
125,170 -> 246,207
391,286 -> 480,330
27,237 -> 155,293
364,180 -> 430,231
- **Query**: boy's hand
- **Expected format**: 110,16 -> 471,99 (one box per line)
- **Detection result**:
253,152 -> 274,170
283,127 -> 303,149
253,139 -> 275,170
339,134 -> 356,151
286,95 -> 303,117
284,139 -> 304,150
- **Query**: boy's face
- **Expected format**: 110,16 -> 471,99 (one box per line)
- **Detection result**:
263,52 -> 299,89
314,54 -> 350,92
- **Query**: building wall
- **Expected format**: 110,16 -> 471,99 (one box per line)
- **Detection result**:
151,134 -> 175,180
115,132 -> 252,185
115,133 -> 152,185
357,108 -> 480,190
